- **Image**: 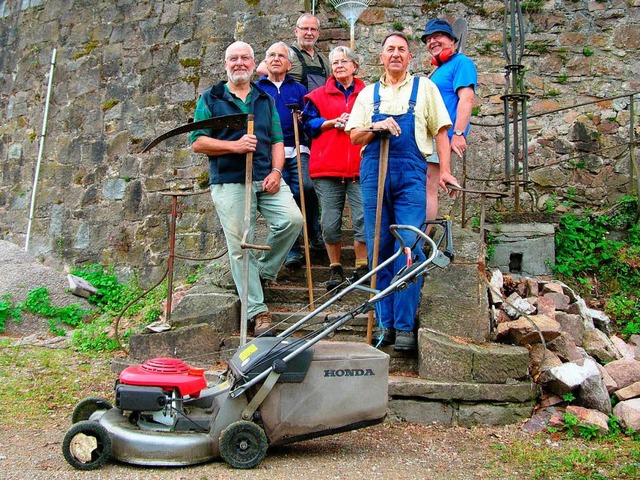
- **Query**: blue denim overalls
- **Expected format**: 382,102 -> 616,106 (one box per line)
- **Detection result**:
360,77 -> 427,333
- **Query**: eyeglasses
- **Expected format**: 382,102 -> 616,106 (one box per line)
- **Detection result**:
331,59 -> 353,67
296,26 -> 319,33
425,33 -> 448,43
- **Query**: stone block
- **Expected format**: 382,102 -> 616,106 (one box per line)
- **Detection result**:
418,329 -> 475,382
457,403 -> 535,427
421,263 -> 490,342
169,288 -> 240,336
389,376 -> 539,403
128,323 -> 221,367
418,329 -> 529,384
486,223 -> 556,277
388,399 -> 454,425
473,342 -> 530,383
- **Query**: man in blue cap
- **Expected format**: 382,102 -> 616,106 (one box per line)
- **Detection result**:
421,18 -> 477,227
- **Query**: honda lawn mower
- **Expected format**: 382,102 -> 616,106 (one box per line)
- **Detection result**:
62,222 -> 453,470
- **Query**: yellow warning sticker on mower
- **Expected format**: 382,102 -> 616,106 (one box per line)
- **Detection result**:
239,343 -> 258,362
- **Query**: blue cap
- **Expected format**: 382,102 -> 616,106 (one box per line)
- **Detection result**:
421,19 -> 457,44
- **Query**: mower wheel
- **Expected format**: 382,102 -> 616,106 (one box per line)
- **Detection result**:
62,420 -> 112,470
71,397 -> 113,424
219,420 -> 268,469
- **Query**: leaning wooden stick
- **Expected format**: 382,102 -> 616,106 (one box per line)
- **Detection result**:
288,104 -> 315,310
366,130 -> 390,345
239,115 -> 271,346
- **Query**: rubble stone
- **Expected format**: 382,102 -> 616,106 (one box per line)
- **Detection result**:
539,358 -> 600,396
583,328 -> 621,364
565,405 -> 610,435
547,333 -> 587,363
495,314 -> 562,346
614,381 -> 640,401
613,398 -> 640,431
603,358 -> 640,390
555,312 -> 586,346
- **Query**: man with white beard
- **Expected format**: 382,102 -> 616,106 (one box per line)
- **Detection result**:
190,41 -> 303,336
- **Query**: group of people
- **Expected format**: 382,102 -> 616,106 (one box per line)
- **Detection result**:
190,14 -> 477,351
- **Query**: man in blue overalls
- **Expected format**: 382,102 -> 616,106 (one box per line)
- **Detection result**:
347,33 -> 459,351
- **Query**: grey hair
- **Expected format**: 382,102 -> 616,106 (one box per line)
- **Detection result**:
224,41 -> 255,60
265,41 -> 295,63
329,46 -> 360,71
296,13 -> 320,29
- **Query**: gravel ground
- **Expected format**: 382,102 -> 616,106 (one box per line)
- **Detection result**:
0,421 -> 529,480
0,239 -> 532,480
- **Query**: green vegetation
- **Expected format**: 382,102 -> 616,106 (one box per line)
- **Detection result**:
583,46 -> 594,57
0,294 -> 22,333
0,344 -> 115,429
73,40 -> 99,60
179,57 -> 202,68
526,40 -> 551,55
101,98 -> 120,111
496,436 -> 640,479
392,22 -> 404,31
521,0 -> 544,13
0,264 -> 169,352
554,195 -> 640,333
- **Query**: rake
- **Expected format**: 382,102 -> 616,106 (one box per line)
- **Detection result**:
328,0 -> 371,50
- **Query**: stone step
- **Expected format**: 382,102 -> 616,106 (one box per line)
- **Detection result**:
280,263 -> 363,284
263,283 -> 371,305
418,328 -> 530,384
388,375 -> 539,427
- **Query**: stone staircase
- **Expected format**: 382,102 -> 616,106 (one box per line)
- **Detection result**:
116,220 -> 539,426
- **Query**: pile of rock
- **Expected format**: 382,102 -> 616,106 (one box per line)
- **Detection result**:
488,269 -> 640,435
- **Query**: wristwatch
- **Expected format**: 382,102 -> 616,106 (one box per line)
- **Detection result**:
453,130 -> 464,136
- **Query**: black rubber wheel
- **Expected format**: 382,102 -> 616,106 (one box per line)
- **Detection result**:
62,420 -> 112,470
71,397 -> 113,424
219,420 -> 268,469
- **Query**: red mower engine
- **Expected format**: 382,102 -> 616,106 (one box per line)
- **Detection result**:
116,358 -> 207,413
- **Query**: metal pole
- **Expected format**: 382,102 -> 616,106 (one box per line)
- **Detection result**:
25,48 -> 57,251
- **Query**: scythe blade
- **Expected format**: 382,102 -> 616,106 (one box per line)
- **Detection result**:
141,113 -> 248,153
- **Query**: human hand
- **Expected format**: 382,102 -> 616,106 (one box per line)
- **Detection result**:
450,135 -> 467,157
236,134 -> 258,153
334,113 -> 350,130
439,173 -> 461,198
372,117 -> 401,136
262,172 -> 281,194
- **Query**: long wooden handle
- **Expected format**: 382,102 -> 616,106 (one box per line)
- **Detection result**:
240,114 -> 255,346
366,133 -> 390,344
292,110 -> 315,310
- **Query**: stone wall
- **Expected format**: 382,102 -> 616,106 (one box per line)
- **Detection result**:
1,0 -> 639,282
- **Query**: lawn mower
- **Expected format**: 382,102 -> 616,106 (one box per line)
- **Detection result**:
62,222 -> 453,470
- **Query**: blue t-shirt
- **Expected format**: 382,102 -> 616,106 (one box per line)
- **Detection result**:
430,53 -> 477,139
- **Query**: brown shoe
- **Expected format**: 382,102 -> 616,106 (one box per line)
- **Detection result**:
252,311 -> 273,336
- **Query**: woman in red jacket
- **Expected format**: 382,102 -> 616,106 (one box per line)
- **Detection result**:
302,46 -> 367,291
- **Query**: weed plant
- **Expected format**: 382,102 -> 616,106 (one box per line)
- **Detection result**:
554,195 -> 640,334
0,264 -> 171,352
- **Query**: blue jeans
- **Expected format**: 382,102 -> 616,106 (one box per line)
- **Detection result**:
210,180 -> 303,318
282,152 -> 322,254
